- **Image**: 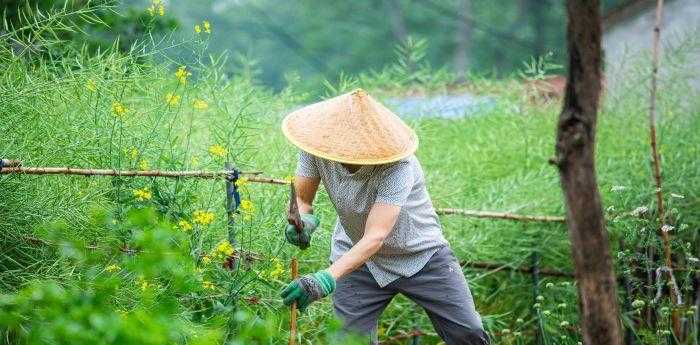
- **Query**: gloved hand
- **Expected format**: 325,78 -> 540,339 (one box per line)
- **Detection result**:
284,213 -> 320,249
281,270 -> 335,312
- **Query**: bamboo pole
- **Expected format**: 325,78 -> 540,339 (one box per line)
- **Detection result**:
461,259 -> 574,278
289,258 -> 299,345
0,166 -> 289,184
2,163 -> 569,222
435,208 -> 565,223
647,0 -> 682,338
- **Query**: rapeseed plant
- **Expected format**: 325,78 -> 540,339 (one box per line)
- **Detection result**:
208,144 -> 227,158
193,210 -> 215,225
165,93 -> 181,106
147,0 -> 165,17
214,240 -> 234,256
193,99 -> 208,110
175,66 -> 190,85
234,177 -> 248,187
124,147 -> 139,160
178,219 -> 193,232
112,101 -> 127,118
139,159 -> 150,171
133,188 -> 152,201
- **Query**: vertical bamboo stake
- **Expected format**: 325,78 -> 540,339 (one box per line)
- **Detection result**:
289,258 -> 299,345
225,162 -> 238,247
647,0 -> 682,338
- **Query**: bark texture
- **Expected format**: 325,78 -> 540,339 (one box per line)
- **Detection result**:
554,1 -> 622,344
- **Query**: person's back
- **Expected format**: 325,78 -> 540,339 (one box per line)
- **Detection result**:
280,89 -> 489,345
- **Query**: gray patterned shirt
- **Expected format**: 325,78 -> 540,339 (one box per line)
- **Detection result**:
296,151 -> 448,287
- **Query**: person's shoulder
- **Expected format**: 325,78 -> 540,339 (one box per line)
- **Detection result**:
375,155 -> 417,177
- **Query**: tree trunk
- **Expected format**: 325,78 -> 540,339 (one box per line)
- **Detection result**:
531,0 -> 546,57
384,0 -> 408,43
453,0 -> 472,80
552,1 -> 622,344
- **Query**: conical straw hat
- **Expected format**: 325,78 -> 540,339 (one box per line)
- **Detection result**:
282,89 -> 418,165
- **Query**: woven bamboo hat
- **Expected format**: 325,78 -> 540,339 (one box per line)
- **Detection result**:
282,89 -> 418,165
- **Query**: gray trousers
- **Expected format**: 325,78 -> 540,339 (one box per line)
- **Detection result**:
333,246 -> 490,345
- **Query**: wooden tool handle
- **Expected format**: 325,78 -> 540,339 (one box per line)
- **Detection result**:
289,258 -> 299,345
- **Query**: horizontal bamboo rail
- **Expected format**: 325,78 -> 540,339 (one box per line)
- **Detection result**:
436,208 -> 565,223
1,162 -> 566,222
461,260 -> 574,277
0,166 -> 289,185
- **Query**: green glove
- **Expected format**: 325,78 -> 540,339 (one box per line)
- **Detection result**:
281,270 -> 335,312
284,213 -> 319,249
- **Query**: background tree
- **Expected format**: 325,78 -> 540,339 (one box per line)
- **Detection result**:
552,0 -> 622,344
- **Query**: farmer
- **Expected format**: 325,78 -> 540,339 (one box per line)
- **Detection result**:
280,89 -> 489,345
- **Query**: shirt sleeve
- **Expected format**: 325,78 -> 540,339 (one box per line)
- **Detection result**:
375,160 -> 413,206
295,150 -> 320,178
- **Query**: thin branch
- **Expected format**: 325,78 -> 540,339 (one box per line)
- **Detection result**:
0,166 -> 290,185
436,208 -> 565,223
647,0 -> 682,336
461,260 -> 574,278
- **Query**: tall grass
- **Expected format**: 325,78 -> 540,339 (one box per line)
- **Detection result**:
1,4 -> 698,345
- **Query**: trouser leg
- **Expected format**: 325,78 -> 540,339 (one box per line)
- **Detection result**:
394,246 -> 490,345
333,264 -> 396,344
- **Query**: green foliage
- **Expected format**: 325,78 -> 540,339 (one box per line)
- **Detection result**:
0,2 -> 699,344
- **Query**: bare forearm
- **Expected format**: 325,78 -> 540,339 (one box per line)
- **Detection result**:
327,234 -> 384,280
297,197 -> 313,214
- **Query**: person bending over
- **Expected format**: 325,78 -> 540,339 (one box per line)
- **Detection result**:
280,89 -> 489,345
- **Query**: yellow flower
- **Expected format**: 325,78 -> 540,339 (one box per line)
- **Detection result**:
268,258 -> 285,280
165,93 -> 181,106
106,264 -> 121,273
193,99 -> 208,110
202,280 -> 215,290
124,146 -> 139,160
112,101 -> 127,118
138,277 -> 151,291
240,200 -> 255,214
146,0 -> 163,16
86,79 -> 97,92
133,187 -> 152,201
194,24 -> 202,34
178,219 -> 193,232
234,177 -> 248,187
203,20 -> 211,33
284,175 -> 294,184
139,159 -> 150,171
208,144 -> 227,158
202,255 -> 212,265
215,240 -> 234,256
175,66 -> 191,85
193,210 -> 215,226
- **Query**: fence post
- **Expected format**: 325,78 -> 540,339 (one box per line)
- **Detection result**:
224,162 -> 240,269
532,250 -> 542,345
